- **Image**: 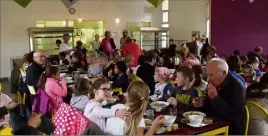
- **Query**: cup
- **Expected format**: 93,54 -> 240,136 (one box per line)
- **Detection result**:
169,107 -> 177,116
146,109 -> 154,121
189,115 -> 203,125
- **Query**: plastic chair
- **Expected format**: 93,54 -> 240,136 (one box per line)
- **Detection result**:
246,100 -> 268,135
244,105 -> 249,136
0,128 -> 12,135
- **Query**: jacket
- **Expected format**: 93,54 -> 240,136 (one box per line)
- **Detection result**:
122,42 -> 143,67
136,63 -> 155,95
10,66 -> 20,94
202,73 -> 245,135
70,95 -> 90,112
26,62 -> 45,89
84,99 -> 117,132
45,78 -> 67,111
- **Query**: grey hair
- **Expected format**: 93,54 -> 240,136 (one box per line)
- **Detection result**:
87,50 -> 98,58
208,58 -> 229,73
98,52 -> 108,60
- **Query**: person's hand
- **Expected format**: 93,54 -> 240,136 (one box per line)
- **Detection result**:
207,83 -> 218,100
115,109 -> 131,120
152,115 -> 164,126
5,101 -> 19,111
28,113 -> 42,128
192,97 -> 204,108
108,70 -> 113,77
167,97 -> 177,106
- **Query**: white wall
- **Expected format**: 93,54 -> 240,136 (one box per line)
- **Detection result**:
0,0 -> 162,77
169,0 -> 208,41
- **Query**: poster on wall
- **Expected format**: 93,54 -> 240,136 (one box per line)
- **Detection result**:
13,0 -> 32,8
192,31 -> 200,37
61,0 -> 79,8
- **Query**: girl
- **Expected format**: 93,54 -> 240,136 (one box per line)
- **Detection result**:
106,81 -> 164,135
124,54 -> 134,74
167,66 -> 199,113
70,77 -> 91,112
153,67 -> 173,100
38,65 -> 67,111
192,65 -> 208,93
84,78 -> 130,132
86,51 -> 102,76
109,61 -> 129,93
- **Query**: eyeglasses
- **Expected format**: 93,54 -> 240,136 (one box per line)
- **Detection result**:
99,88 -> 112,93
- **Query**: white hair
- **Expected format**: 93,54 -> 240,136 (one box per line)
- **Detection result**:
208,58 -> 229,73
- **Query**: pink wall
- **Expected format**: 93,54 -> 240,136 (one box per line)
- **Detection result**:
211,0 -> 268,55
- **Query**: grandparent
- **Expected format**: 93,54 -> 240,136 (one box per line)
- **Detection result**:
193,58 -> 245,135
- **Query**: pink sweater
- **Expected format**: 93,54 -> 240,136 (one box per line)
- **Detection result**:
45,78 -> 67,111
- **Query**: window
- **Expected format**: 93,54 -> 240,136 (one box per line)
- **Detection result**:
162,0 -> 169,11
162,24 -> 169,28
162,12 -> 168,23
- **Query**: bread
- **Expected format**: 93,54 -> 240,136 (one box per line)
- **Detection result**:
203,118 -> 213,124
180,118 -> 189,124
172,124 -> 179,130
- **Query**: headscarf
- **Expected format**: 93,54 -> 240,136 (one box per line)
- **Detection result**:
155,67 -> 170,81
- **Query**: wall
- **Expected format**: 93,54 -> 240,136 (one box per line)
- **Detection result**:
169,0 -> 208,41
211,0 -> 268,55
0,0 -> 161,77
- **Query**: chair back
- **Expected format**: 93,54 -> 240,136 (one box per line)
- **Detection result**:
244,105 -> 249,136
246,100 -> 268,120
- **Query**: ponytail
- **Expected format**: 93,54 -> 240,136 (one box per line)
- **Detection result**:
37,72 -> 46,89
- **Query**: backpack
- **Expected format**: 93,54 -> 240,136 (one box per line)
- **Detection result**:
32,88 -> 53,118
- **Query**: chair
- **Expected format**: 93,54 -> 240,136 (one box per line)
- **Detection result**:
244,105 -> 249,136
0,128 -> 12,135
246,100 -> 268,135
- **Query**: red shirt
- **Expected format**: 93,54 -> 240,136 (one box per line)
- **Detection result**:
122,42 -> 143,67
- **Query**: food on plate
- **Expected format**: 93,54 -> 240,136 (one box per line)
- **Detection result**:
151,103 -> 166,108
156,127 -> 166,134
180,118 -> 189,124
144,120 -> 152,127
166,126 -> 172,132
183,111 -> 206,118
172,124 -> 179,130
203,117 -> 213,124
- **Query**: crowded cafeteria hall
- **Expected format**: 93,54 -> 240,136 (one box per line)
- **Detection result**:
0,0 -> 268,135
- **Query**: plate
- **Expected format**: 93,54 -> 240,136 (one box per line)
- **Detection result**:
183,111 -> 206,118
187,122 -> 207,128
150,101 -> 169,109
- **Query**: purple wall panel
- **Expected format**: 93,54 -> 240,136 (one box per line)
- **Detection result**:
211,0 -> 268,55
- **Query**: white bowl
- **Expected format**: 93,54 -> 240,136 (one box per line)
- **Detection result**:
60,73 -> 66,77
188,115 -> 203,125
65,77 -> 72,80
150,95 -> 161,102
163,115 -> 176,126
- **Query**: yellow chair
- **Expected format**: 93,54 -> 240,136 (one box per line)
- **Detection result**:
246,100 -> 268,135
112,88 -> 122,94
245,105 -> 249,136
0,128 -> 12,135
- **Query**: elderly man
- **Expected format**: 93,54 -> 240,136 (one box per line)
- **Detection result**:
26,51 -> 46,89
193,58 -> 245,135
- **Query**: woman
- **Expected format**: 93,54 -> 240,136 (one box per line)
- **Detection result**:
91,34 -> 101,51
101,31 -> 113,60
247,72 -> 268,135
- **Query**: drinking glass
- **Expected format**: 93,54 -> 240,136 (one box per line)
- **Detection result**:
169,107 -> 178,116
146,109 -> 155,120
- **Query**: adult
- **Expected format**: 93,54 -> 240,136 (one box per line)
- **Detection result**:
59,33 -> 76,59
26,51 -> 46,89
101,31 -> 113,60
75,40 -> 87,57
189,34 -> 198,55
168,39 -> 177,58
90,34 -> 101,51
247,46 -> 264,63
122,37 -> 143,67
136,51 -> 156,95
120,29 -> 129,49
183,45 -> 200,66
192,58 -> 245,135
98,52 -> 115,78
196,37 -> 203,58
56,39 -> 61,49
227,55 -> 246,87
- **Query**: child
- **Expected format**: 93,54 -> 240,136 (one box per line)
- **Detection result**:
192,65 -> 208,93
70,77 -> 91,112
114,49 -> 123,63
68,51 -> 86,72
167,66 -> 199,113
84,78 -> 130,132
242,64 -> 256,84
153,67 -> 173,100
106,81 -> 164,135
38,65 -> 67,111
248,56 -> 262,78
86,51 -> 102,76
109,61 -> 129,93
124,55 -> 134,74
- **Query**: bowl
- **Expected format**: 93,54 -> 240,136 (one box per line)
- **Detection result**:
188,115 -> 203,125
65,77 -> 72,80
163,115 -> 177,126
150,95 -> 161,102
